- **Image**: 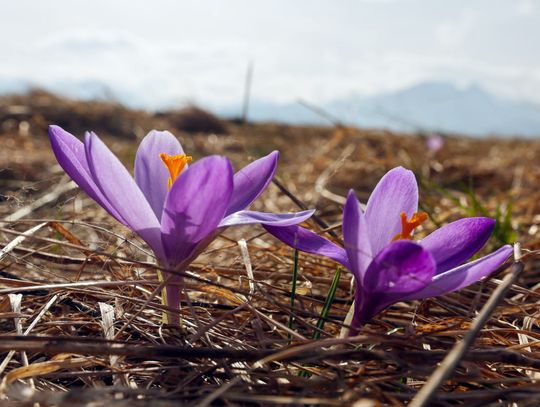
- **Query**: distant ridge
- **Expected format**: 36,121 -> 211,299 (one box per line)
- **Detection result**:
1,78 -> 539,137
220,82 -> 540,137
325,82 -> 540,137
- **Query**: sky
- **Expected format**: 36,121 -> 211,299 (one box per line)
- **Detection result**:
1,0 -> 539,110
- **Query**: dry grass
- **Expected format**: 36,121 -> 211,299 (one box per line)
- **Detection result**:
1,92 -> 540,405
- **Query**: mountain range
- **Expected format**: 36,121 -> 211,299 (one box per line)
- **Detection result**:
218,82 -> 540,137
1,79 -> 539,137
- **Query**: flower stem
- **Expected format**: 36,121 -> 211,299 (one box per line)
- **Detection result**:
157,269 -> 182,326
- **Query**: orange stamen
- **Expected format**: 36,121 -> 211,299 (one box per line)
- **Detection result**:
160,153 -> 192,189
392,211 -> 428,241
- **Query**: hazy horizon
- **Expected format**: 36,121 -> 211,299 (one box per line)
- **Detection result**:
1,0 -> 539,110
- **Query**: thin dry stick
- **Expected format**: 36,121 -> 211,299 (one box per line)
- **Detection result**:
197,376 -> 242,407
238,239 -> 255,298
297,99 -> 344,127
8,294 -> 35,393
0,294 -> 59,377
3,180 -> 76,222
314,143 -> 355,206
409,244 -> 524,407
114,271 -> 182,339
99,302 -> 122,386
271,177 -> 340,241
0,218 -> 155,258
0,280 -> 160,295
0,222 -> 48,261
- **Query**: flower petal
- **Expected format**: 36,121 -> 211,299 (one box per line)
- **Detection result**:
362,240 -> 436,294
134,130 -> 184,220
421,217 -> 495,274
161,156 -> 233,266
401,244 -> 513,301
264,224 -> 350,269
219,209 -> 314,228
342,190 -> 372,282
48,125 -> 127,224
351,289 -> 392,330
350,240 -> 436,329
226,151 -> 279,215
365,167 -> 418,254
84,132 -> 163,257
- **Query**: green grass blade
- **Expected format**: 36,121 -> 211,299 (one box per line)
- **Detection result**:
298,267 -> 342,377
312,267 -> 341,340
287,249 -> 299,344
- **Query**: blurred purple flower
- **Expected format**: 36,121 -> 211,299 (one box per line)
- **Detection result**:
49,125 -> 313,321
265,167 -> 512,334
426,133 -> 444,153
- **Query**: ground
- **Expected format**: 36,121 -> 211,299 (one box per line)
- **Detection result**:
0,91 -> 539,406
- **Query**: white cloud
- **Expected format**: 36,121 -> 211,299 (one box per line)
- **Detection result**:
516,0 -> 535,16
435,11 -> 475,48
0,0 -> 539,108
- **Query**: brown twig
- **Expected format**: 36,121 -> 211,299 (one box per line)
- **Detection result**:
409,252 -> 524,407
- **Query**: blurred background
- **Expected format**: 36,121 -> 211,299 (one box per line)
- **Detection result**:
1,0 -> 539,136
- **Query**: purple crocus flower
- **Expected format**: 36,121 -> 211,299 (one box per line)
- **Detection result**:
48,125 -> 314,321
426,133 -> 444,153
265,167 -> 512,334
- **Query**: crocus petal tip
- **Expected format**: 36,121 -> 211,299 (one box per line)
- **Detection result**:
84,131 -> 93,143
474,217 -> 497,237
48,124 -> 61,134
420,216 -> 499,274
225,150 -> 278,215
501,244 -> 514,257
48,124 -> 70,142
391,165 -> 413,175
145,129 -> 179,142
386,166 -> 417,182
481,217 -> 496,228
208,154 -> 232,165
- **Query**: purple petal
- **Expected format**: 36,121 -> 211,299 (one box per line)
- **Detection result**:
134,130 -> 184,220
362,240 -> 436,294
421,217 -> 495,274
350,241 -> 435,330
226,151 -> 279,216
365,167 -> 418,254
84,132 -> 163,257
342,190 -> 372,281
264,224 -> 350,269
48,125 -> 128,224
401,244 -> 513,301
351,288 -> 393,330
219,209 -> 314,228
161,156 -> 233,266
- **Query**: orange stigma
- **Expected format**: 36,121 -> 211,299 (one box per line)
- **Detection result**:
160,153 -> 192,189
392,211 -> 428,241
